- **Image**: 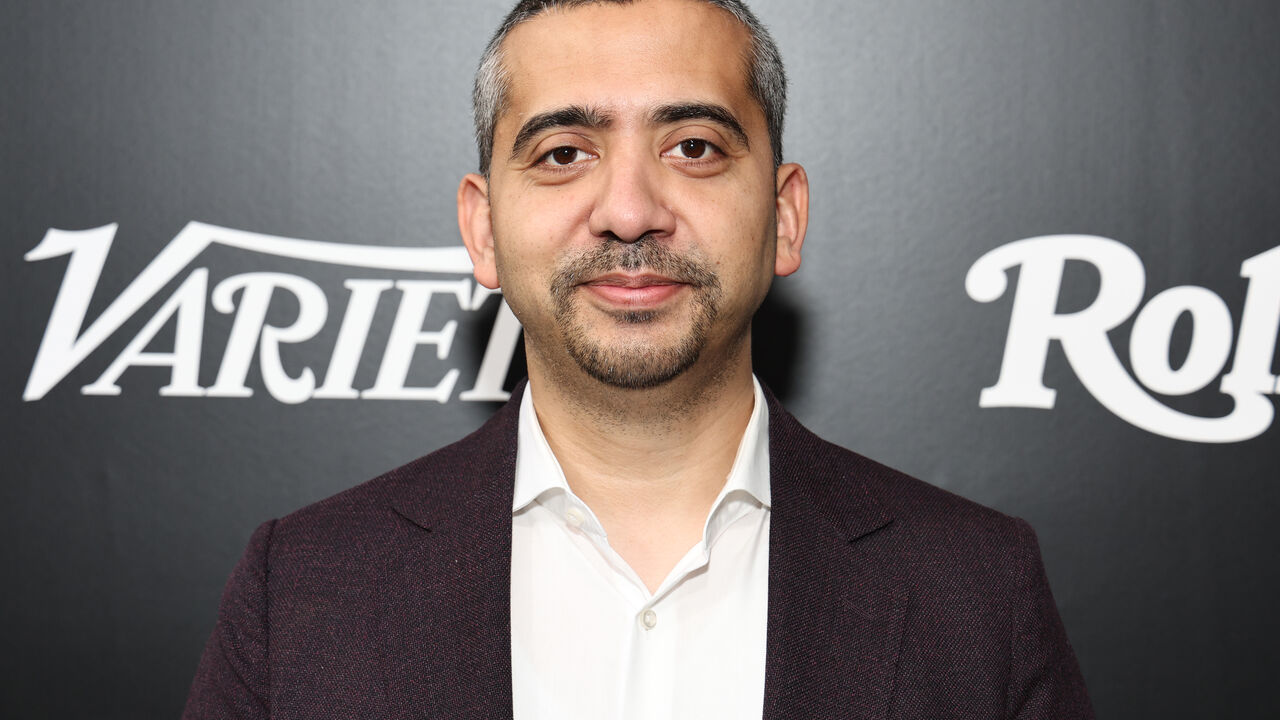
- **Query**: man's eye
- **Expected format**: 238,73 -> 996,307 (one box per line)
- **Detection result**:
668,138 -> 719,160
680,139 -> 707,159
543,146 -> 587,166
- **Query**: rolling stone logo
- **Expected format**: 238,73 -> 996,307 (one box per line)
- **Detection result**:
967,236 -> 1280,444
23,224 -> 1280,443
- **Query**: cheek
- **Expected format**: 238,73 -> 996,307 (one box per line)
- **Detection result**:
679,170 -> 776,234
489,216 -> 569,319
491,187 -> 592,258
697,205 -> 778,309
699,199 -> 777,270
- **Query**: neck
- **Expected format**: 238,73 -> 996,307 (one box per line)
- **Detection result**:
529,360 -> 756,496
524,345 -> 758,590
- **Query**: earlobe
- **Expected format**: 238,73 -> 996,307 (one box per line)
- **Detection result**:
774,163 -> 809,277
457,173 -> 500,289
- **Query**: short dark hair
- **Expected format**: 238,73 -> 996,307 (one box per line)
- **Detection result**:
472,0 -> 788,175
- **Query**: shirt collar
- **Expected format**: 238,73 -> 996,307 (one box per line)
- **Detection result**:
512,377 -> 772,517
511,381 -> 571,514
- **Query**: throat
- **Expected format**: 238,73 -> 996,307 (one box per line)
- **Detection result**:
522,358 -> 761,591
606,511 -> 709,594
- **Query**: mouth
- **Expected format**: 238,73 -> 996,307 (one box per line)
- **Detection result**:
578,272 -> 689,307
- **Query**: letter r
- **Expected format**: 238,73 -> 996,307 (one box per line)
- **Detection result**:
965,236 -> 1146,409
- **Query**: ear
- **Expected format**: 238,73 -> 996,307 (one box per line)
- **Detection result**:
773,162 -> 809,277
457,173 -> 500,289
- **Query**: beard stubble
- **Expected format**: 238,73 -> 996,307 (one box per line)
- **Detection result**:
548,237 -> 723,389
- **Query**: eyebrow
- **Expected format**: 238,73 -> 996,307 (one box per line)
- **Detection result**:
510,105 -> 614,160
649,102 -> 750,150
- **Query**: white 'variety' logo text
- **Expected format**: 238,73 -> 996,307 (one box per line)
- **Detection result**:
24,223 -> 521,404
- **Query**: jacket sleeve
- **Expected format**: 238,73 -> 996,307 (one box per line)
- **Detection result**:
182,520 -> 277,720
1005,519 -> 1095,719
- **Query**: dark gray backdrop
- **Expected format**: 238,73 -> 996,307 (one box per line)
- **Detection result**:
4,1 -> 1278,717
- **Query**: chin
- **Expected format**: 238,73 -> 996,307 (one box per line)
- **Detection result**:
566,335 -> 704,390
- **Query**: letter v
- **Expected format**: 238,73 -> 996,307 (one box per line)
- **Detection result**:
24,223 -> 216,400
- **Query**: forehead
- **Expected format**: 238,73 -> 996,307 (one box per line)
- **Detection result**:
497,0 -> 758,130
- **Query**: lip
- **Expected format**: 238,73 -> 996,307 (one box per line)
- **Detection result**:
580,273 -> 688,307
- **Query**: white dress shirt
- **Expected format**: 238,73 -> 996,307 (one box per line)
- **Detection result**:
511,378 -> 771,720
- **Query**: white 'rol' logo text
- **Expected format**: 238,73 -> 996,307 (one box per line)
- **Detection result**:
967,236 -> 1280,443
24,223 -> 522,404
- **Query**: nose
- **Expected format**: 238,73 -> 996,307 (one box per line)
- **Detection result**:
586,151 -> 677,243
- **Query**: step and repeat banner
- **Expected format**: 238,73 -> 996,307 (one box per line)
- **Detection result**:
5,1 -> 1278,717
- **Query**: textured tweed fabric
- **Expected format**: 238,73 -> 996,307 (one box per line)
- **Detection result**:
184,385 -> 1093,719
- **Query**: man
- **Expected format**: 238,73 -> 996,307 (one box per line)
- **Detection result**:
185,0 -> 1093,718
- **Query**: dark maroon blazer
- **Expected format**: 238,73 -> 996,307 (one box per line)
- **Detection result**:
184,387 -> 1093,719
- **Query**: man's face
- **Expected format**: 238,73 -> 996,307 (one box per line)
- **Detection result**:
460,0 -> 806,390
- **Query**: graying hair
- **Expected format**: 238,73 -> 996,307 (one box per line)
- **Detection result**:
472,0 -> 787,175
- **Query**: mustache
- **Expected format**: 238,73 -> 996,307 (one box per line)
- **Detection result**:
550,236 -> 721,302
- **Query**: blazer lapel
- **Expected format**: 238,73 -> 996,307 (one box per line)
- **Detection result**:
762,396 -> 908,720
378,393 -> 522,720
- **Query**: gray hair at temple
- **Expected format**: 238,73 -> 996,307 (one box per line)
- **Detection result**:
472,0 -> 788,175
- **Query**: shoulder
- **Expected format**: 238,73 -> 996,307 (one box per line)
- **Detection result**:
767,408 -> 1092,716
767,398 -> 1034,566
262,394 -> 521,562
841,437 -> 1027,546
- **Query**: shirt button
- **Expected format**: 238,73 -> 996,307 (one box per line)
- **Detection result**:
564,506 -> 585,529
640,609 -> 658,630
